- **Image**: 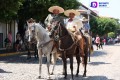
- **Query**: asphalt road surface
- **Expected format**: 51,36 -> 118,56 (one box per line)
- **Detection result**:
0,44 -> 120,80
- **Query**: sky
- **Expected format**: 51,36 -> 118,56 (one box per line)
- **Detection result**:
79,0 -> 120,19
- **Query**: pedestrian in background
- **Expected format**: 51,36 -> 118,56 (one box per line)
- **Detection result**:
15,33 -> 21,52
103,38 -> 106,45
95,35 -> 100,50
4,37 -> 10,48
99,37 -> 103,49
8,31 -> 12,46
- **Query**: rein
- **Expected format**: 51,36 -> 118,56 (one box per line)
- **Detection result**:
59,40 -> 76,51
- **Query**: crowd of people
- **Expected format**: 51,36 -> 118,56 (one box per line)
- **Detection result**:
4,31 -> 23,51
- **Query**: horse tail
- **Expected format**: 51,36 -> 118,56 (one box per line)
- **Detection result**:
90,45 -> 94,54
90,36 -> 94,54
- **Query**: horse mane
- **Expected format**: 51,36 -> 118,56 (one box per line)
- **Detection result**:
33,23 -> 51,42
59,23 -> 69,36
34,23 -> 46,33
59,23 -> 74,49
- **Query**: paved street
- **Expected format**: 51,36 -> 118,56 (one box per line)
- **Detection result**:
0,44 -> 120,80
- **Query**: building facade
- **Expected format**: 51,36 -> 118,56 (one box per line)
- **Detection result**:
0,21 -> 18,48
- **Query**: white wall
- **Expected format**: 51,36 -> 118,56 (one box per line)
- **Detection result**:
0,22 -> 6,47
0,21 -> 18,48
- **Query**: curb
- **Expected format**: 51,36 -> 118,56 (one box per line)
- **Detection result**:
0,51 -> 26,57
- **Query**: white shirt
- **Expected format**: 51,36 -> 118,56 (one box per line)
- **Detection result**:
65,18 -> 83,32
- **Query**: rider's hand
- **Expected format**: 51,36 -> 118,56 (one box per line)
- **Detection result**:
73,26 -> 77,31
47,26 -> 51,31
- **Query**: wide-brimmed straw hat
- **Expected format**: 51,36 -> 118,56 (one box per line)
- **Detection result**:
82,17 -> 88,22
48,6 -> 64,13
64,9 -> 80,16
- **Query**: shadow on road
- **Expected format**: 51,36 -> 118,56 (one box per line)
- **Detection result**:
46,74 -> 114,80
0,69 -> 12,73
91,51 -> 107,57
0,54 -> 64,65
0,54 -> 40,64
88,61 -> 111,66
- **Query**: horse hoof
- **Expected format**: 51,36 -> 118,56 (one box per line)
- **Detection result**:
50,61 -> 54,64
27,57 -> 31,60
64,77 -> 67,79
37,76 -> 41,79
82,74 -> 86,77
48,76 -> 51,79
50,72 -> 53,75
75,74 -> 78,77
62,72 -> 65,75
71,78 -> 74,80
35,57 -> 38,60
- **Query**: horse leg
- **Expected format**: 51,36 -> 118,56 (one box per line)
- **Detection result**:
75,48 -> 81,77
27,48 -> 31,59
83,51 -> 88,77
34,44 -> 38,59
70,56 -> 74,79
46,52 -> 50,78
26,44 -> 31,59
62,60 -> 65,75
51,52 -> 57,75
38,49 -> 42,79
88,46 -> 91,62
62,56 -> 67,79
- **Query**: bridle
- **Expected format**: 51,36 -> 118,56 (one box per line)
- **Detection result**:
55,22 -> 76,52
27,23 -> 36,42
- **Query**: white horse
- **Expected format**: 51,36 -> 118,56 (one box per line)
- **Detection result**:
27,23 -> 56,78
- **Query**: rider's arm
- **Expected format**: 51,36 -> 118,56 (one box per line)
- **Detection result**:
44,14 -> 52,31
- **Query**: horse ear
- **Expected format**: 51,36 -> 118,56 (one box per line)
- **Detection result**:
27,21 -> 29,25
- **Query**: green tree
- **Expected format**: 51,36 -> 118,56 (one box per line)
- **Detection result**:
0,0 -> 23,22
90,16 -> 98,36
108,32 -> 115,38
90,17 -> 118,36
17,0 -> 81,37
18,0 -> 80,22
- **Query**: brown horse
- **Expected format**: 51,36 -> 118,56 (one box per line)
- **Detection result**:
50,22 -> 89,79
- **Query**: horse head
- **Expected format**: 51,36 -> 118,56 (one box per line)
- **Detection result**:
26,23 -> 36,43
55,22 -> 74,49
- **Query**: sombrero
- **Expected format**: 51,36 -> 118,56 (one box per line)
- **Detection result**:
82,17 -> 88,22
48,6 -> 64,13
64,9 -> 80,16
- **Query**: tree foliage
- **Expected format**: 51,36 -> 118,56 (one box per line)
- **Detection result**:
17,0 -> 81,37
90,17 -> 118,36
108,32 -> 115,38
18,0 -> 81,22
0,0 -> 23,22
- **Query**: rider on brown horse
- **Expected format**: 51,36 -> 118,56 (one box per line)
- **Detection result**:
64,9 -> 85,57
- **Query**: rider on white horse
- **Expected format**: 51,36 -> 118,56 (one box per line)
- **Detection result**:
44,6 -> 64,37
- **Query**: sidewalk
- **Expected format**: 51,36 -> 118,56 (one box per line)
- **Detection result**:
0,48 -> 25,57
0,48 -> 34,57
